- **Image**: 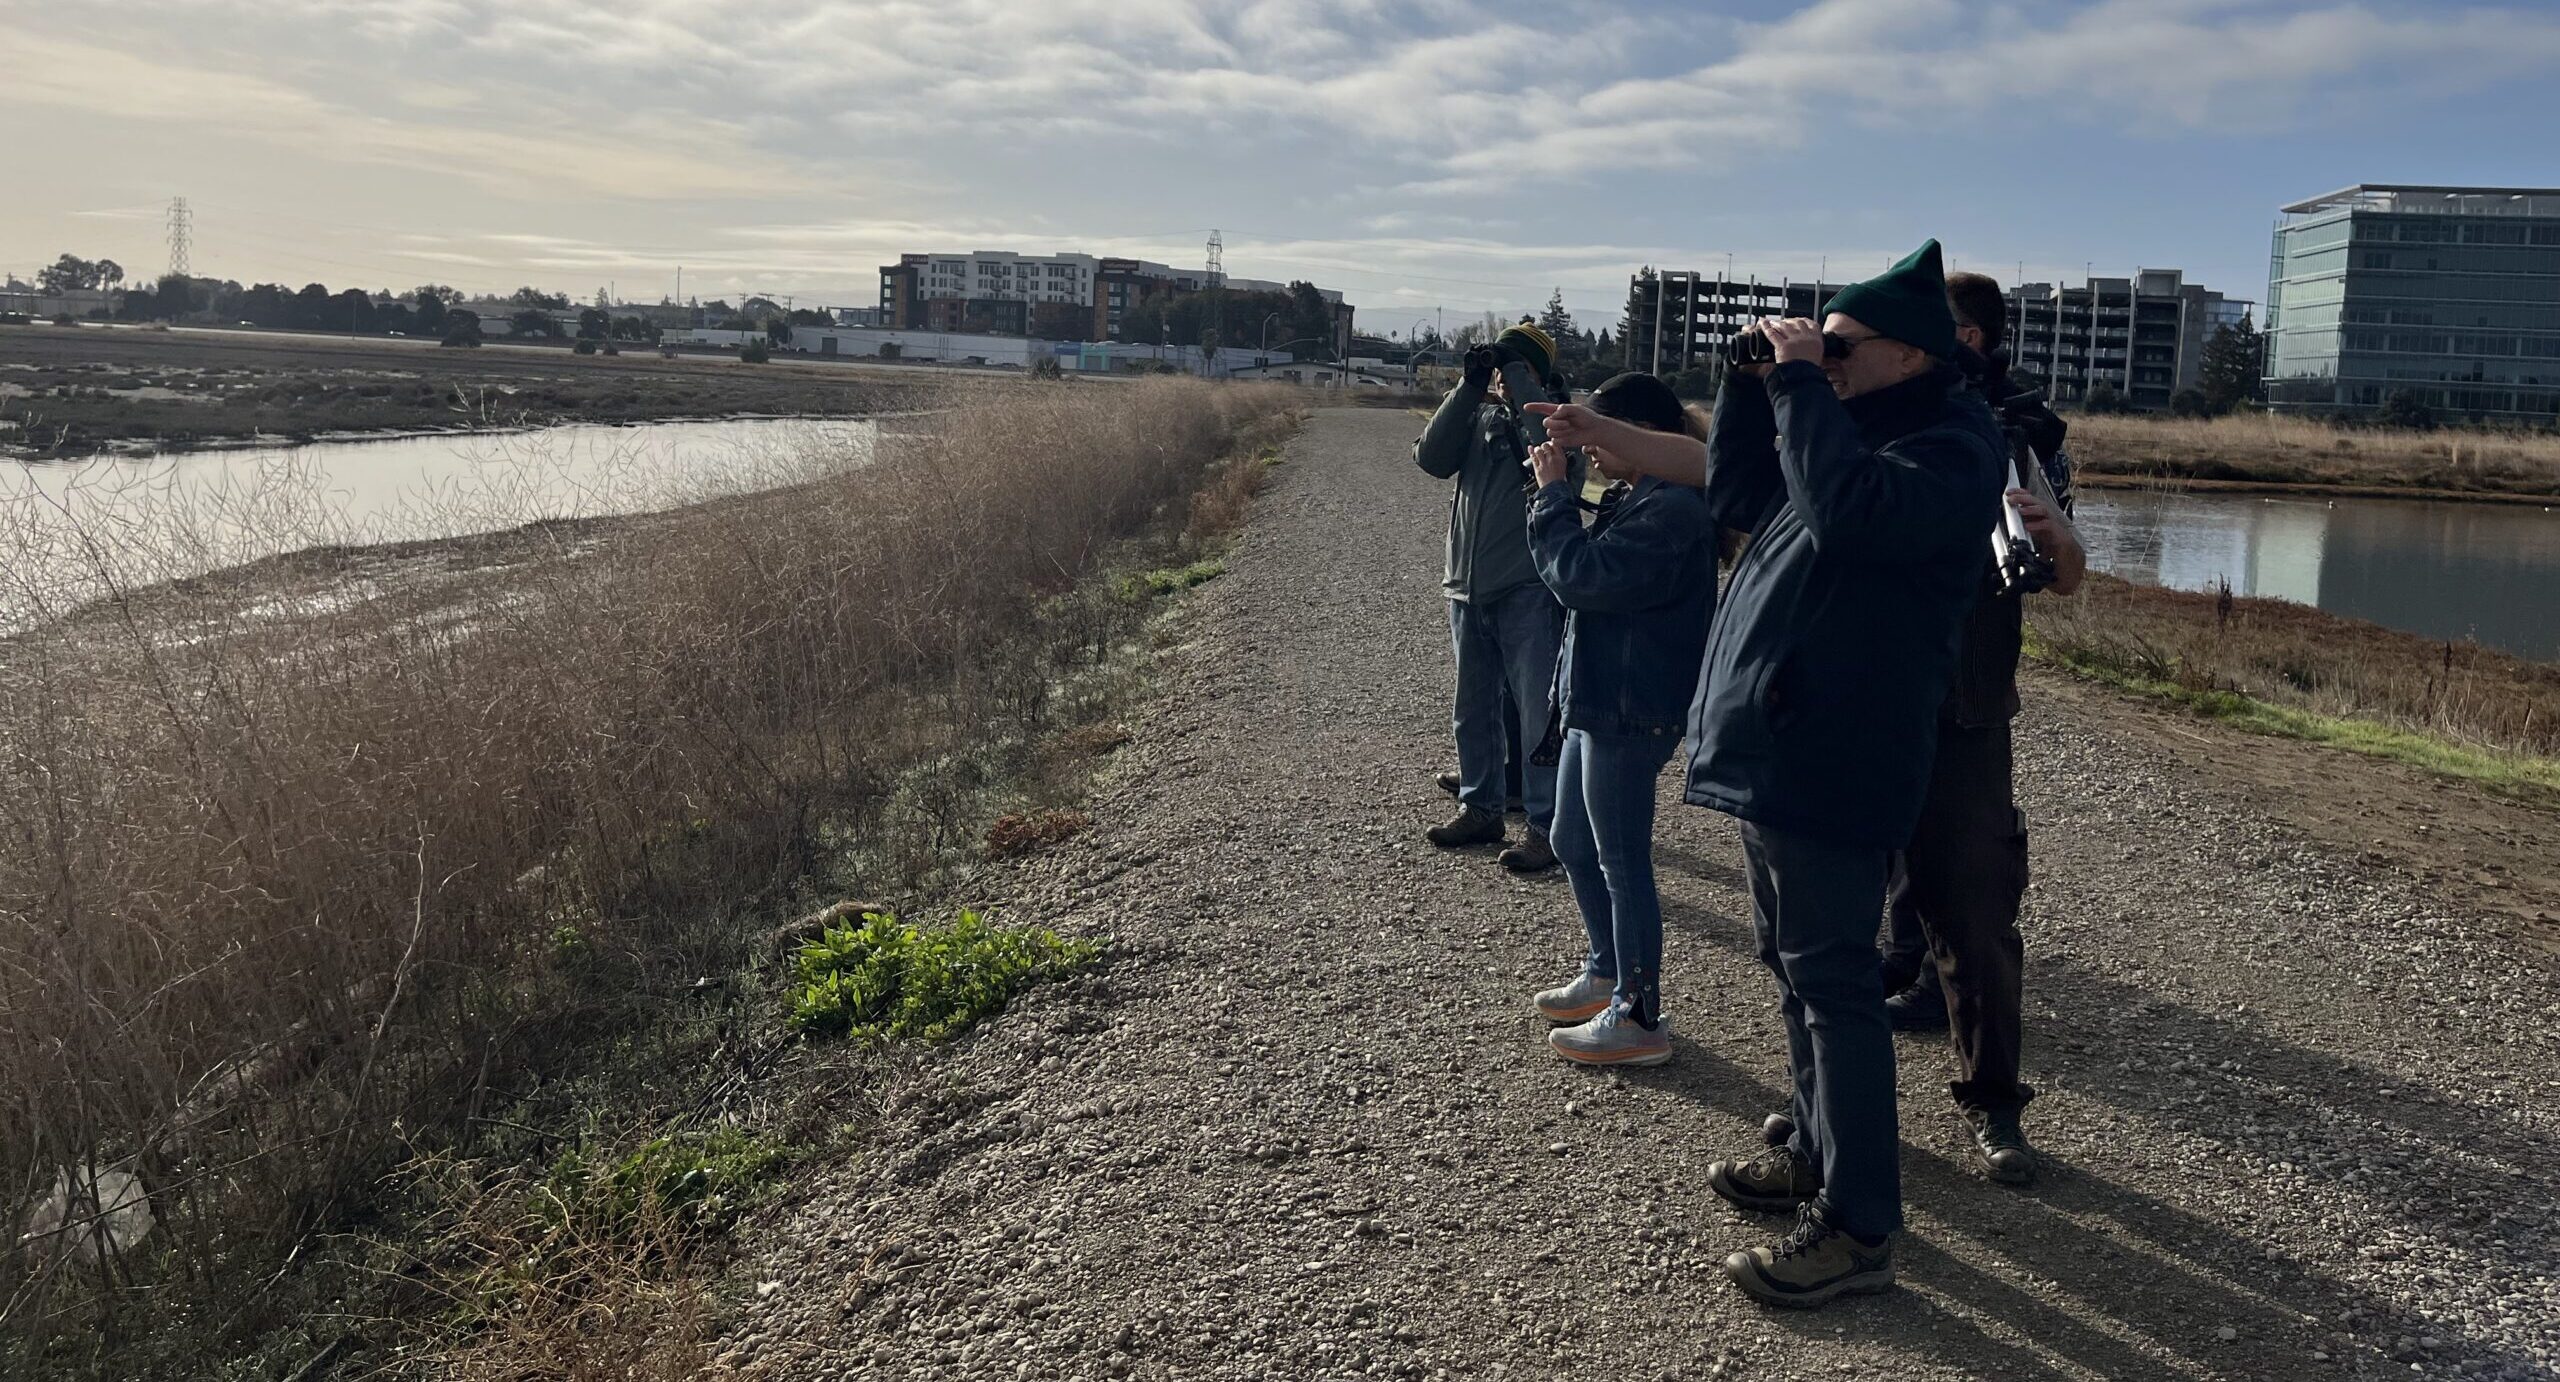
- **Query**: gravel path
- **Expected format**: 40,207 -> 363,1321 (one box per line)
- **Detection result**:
717,408 -> 2560,1381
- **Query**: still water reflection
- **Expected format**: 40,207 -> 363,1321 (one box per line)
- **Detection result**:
2073,488 -> 2560,661
3,417 -> 877,624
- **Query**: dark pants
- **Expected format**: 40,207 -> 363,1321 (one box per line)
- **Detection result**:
1878,723 -> 2032,1116
1448,584 -> 1563,834
1740,820 -> 1900,1242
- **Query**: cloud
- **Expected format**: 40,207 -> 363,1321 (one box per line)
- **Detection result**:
0,21 -> 819,200
21,2 -> 2559,193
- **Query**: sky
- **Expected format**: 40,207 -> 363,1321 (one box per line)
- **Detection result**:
5,0 -> 2557,336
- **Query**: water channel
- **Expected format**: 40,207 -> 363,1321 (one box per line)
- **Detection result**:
2073,488 -> 2560,661
3,417 -> 877,621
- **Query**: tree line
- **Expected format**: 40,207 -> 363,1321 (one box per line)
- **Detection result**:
21,252 -> 685,348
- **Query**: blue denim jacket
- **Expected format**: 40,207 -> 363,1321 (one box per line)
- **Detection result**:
1527,475 -> 1716,739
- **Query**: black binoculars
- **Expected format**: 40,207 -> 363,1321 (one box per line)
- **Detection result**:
1725,328 -> 1854,369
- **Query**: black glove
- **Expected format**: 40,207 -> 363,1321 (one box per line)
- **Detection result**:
1462,345 -> 1497,388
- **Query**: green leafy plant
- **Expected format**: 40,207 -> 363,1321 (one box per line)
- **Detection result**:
543,1128 -> 792,1236
789,910 -> 1097,1040
1117,559 -> 1225,602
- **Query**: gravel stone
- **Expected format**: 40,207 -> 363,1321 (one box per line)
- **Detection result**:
709,410 -> 2560,1382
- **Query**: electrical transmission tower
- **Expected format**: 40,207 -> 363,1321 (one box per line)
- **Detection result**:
165,197 -> 192,279
1205,229 -> 1224,369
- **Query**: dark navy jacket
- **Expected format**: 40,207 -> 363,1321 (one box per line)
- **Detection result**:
1686,360 -> 2007,849
1527,475 -> 1716,739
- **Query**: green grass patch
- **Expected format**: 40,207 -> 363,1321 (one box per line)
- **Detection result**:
544,1127 -> 794,1237
789,909 -> 1099,1040
1118,559 -> 1225,602
2026,630 -> 2560,802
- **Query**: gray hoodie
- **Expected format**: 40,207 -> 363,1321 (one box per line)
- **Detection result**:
1412,359 -> 1576,603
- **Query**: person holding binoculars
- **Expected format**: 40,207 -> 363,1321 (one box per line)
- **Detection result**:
1412,321 -> 1580,872
1534,241 -> 2005,1308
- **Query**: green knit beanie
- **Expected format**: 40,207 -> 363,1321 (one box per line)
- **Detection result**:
1824,239 -> 1959,360
1495,322 -> 1555,380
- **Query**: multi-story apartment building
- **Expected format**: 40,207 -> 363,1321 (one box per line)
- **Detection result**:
880,250 -> 1348,346
2006,270 -> 2241,409
2265,184 -> 2560,422
1623,265 -> 2242,411
1621,270 -> 1832,375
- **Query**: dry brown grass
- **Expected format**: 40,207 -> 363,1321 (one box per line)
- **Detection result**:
0,378 -> 1299,1357
983,809 -> 1094,859
2070,412 -> 2560,499
2030,574 -> 2560,778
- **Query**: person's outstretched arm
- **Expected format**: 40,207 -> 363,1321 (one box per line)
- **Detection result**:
1523,402 -> 1705,487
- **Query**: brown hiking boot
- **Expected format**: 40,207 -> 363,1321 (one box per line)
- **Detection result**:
1723,1204 -> 1895,1309
1709,1145 -> 1822,1213
1497,828 -> 1556,872
1426,806 -> 1505,849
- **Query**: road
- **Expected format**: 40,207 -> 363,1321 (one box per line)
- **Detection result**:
716,408 -> 2560,1380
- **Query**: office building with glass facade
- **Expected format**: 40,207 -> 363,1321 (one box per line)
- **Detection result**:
2265,185 -> 2560,422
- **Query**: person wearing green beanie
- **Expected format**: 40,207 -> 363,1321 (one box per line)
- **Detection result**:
1825,239 -> 1961,362
1531,240 -> 2008,1308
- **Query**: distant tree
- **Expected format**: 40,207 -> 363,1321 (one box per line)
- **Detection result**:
441,309 -> 483,347
718,313 -> 760,332
511,308 -> 563,339
238,282 -> 293,328
411,293 -> 448,334
575,307 -> 610,340
739,338 -> 771,364
2082,381 -> 2127,415
788,308 -> 829,326
410,284 -> 461,307
291,282 -> 335,330
509,286 -> 570,310
37,255 -> 98,293
97,260 -> 125,292
609,315 -> 658,343
1287,281 -> 1337,360
1622,267 -> 1658,369
1448,320 -> 1489,351
2377,388 -> 2436,430
1666,362 -> 1720,401
2197,315 -> 2266,415
1537,288 -> 1575,360
333,288 -> 377,333
2169,386 -> 2212,418
572,337 -> 601,355
768,316 -> 792,345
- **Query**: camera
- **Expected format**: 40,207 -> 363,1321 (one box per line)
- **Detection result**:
1724,326 -> 1853,369
1991,456 -> 2055,596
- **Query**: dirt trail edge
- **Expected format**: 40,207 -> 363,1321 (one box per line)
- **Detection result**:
718,409 -> 2560,1382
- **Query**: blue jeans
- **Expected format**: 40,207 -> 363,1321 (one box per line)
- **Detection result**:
1448,585 -> 1562,834
1550,728 -> 1675,1018
1738,819 -> 1901,1242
